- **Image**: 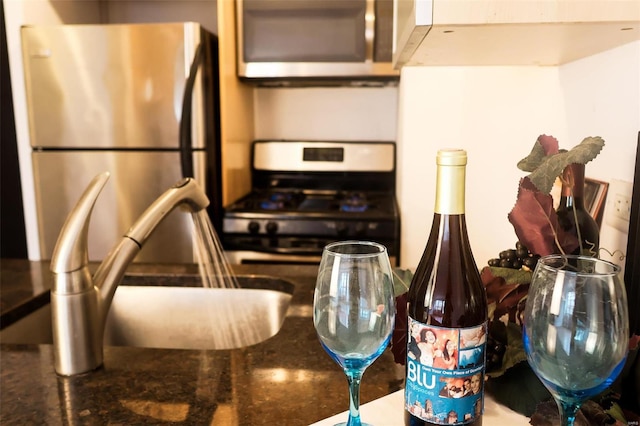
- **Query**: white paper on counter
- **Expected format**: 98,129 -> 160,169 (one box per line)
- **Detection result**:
309,390 -> 530,425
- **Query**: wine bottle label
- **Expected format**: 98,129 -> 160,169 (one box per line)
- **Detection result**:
405,317 -> 487,425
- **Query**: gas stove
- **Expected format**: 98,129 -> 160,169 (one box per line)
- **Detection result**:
222,141 -> 400,264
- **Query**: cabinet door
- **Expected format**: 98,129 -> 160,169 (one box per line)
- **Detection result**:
392,0 -> 640,66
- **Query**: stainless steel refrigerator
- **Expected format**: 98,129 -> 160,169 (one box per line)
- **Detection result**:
22,22 -> 222,263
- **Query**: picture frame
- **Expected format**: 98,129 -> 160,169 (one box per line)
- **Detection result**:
584,177 -> 609,226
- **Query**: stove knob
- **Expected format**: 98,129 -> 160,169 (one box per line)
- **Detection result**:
355,222 -> 367,237
266,221 -> 279,235
248,221 -> 260,234
336,222 -> 349,237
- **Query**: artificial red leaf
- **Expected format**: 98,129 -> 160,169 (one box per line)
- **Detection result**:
482,269 -> 514,305
495,284 -> 530,325
530,399 -> 593,426
391,292 -> 408,365
537,135 -> 560,156
484,265 -> 532,284
508,177 -> 579,256
627,334 -> 640,352
481,267 -> 530,325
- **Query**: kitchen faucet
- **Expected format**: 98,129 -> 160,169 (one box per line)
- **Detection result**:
49,172 -> 209,376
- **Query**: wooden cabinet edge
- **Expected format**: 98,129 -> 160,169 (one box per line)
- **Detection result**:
393,0 -> 640,67
217,0 -> 255,207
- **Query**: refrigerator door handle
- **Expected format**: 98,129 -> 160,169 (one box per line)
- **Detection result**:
179,42 -> 204,179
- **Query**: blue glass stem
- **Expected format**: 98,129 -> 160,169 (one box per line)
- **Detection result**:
557,399 -> 581,426
345,369 -> 364,426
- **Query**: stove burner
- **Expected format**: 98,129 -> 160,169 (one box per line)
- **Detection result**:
260,200 -> 284,210
270,193 -> 293,202
340,192 -> 369,213
259,192 -> 298,210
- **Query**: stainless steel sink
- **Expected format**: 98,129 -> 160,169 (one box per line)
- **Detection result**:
0,274 -> 294,350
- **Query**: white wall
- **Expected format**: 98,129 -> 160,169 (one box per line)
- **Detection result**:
254,87 -> 398,141
396,65 -> 566,268
560,41 -> 640,269
397,41 -> 640,269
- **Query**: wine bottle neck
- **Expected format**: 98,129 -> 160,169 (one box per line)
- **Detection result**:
559,163 -> 586,209
559,195 -> 586,209
435,150 -> 466,215
561,163 -> 586,197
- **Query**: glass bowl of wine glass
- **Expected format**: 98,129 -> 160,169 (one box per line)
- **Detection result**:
523,255 -> 629,426
313,241 -> 395,426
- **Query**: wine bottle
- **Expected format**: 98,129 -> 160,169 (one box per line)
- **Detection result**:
556,163 -> 600,257
404,149 -> 488,426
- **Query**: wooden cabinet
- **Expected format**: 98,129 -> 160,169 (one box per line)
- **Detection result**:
393,0 -> 640,67
217,0 -> 255,206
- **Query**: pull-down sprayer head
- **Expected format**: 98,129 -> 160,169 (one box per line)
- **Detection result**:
50,172 -> 209,375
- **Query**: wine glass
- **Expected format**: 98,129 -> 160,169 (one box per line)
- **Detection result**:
523,255 -> 629,426
313,241 -> 396,426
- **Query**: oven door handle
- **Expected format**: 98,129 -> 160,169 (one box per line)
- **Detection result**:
244,245 -> 325,255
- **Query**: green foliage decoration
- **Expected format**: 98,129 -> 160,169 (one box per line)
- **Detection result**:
518,136 -> 605,193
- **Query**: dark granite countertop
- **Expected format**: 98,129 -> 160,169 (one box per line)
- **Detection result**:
0,260 -> 403,425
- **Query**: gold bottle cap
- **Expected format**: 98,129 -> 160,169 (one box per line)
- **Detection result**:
436,149 -> 467,166
435,149 -> 467,215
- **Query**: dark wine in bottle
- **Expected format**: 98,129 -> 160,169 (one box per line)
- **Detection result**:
404,149 -> 488,426
556,163 -> 600,257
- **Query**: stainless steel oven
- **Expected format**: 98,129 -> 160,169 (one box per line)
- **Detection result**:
222,140 -> 400,265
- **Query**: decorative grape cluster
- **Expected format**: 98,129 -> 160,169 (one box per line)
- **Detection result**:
488,241 -> 540,270
486,334 -> 507,372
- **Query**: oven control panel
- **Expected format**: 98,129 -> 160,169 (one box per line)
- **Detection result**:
253,141 -> 395,172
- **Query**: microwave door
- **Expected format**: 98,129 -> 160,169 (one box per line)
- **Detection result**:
237,0 -> 398,81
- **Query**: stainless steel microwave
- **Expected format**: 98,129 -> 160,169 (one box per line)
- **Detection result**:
236,0 -> 400,85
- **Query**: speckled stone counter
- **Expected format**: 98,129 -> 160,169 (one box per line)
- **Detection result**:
0,260 -> 403,425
